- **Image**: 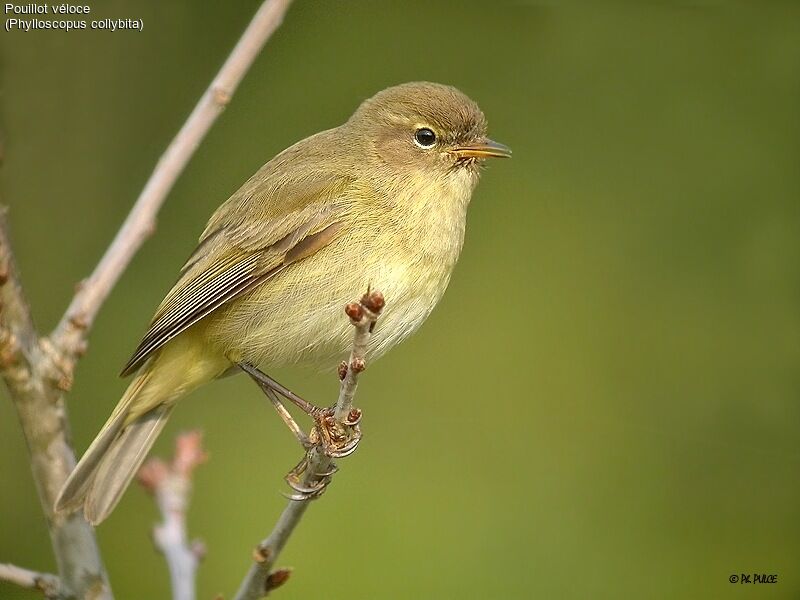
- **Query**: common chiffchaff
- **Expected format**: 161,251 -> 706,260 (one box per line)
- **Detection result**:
57,82 -> 510,524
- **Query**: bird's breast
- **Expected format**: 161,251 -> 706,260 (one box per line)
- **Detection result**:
209,170 -> 475,370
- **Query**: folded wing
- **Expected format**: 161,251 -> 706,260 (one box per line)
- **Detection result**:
120,173 -> 353,376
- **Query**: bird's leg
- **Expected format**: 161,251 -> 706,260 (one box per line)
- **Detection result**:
239,362 -> 322,417
238,362 -> 363,458
262,386 -> 312,448
238,361 -> 359,499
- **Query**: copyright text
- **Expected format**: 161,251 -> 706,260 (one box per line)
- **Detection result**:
729,573 -> 778,584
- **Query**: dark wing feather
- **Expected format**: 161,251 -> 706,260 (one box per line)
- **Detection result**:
120,254 -> 284,376
120,173 -> 353,377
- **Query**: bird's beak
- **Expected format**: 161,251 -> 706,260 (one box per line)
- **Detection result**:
450,138 -> 512,159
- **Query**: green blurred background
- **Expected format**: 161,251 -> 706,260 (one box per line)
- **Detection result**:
2,1 -> 800,598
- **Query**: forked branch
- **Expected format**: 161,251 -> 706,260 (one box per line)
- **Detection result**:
0,211 -> 111,600
0,1 -> 295,598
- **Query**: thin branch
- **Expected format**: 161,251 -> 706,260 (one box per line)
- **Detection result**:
51,0 -> 296,370
232,291 -> 385,600
0,213 -> 112,600
138,432 -> 208,600
0,1 -> 295,598
0,563 -> 60,599
334,291 -> 385,421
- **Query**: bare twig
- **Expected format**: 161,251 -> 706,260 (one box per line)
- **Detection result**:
334,291 -> 385,421
51,0 -> 296,371
0,213 -> 112,600
0,563 -> 60,599
232,291 -> 384,600
138,432 -> 208,600
0,1 -> 295,598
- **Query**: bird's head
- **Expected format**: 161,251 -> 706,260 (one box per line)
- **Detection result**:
348,82 -> 511,182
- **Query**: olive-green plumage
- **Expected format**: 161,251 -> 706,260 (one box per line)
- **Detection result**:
56,82 -> 510,524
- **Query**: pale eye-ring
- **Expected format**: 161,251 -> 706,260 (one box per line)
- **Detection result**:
413,127 -> 437,149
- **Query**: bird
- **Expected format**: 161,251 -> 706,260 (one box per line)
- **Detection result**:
56,81 -> 511,525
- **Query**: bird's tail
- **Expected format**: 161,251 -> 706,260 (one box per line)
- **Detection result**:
55,368 -> 174,525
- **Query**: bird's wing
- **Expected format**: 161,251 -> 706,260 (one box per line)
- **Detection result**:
120,173 -> 354,376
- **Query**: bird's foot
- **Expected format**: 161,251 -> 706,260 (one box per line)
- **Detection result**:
282,407 -> 362,500
310,405 -> 363,458
283,454 -> 336,500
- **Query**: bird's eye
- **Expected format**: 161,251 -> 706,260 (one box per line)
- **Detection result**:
413,127 -> 437,149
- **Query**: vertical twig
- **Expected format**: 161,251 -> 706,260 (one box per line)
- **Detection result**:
0,213 -> 112,600
138,432 -> 208,600
334,291 -> 385,420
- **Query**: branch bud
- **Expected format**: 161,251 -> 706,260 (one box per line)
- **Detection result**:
345,408 -> 362,426
173,430 -> 208,477
344,302 -> 363,321
252,544 -> 272,564
337,360 -> 348,380
361,290 -> 385,314
265,568 -> 292,592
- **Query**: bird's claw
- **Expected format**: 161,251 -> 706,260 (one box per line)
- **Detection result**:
283,455 -> 332,500
313,407 -> 363,458
325,435 -> 360,458
285,475 -> 327,495
315,464 -> 340,477
281,407 -> 363,499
